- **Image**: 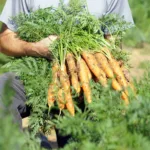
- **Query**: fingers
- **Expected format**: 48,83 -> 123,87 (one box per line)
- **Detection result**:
39,35 -> 58,47
32,35 -> 58,58
48,35 -> 58,42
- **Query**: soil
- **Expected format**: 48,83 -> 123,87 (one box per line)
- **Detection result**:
127,46 -> 150,79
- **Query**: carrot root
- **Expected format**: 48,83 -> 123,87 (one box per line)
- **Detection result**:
60,64 -> 75,116
95,52 -> 114,78
57,89 -> 65,110
82,52 -> 107,86
66,53 -> 81,94
109,58 -> 128,88
47,62 -> 59,108
78,58 -> 92,103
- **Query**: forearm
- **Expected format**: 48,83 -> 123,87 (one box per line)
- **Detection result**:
0,30 -> 29,56
0,29 -> 42,57
0,24 -> 51,57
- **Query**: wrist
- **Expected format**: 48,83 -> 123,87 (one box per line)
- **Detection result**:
23,42 -> 39,56
24,41 -> 50,57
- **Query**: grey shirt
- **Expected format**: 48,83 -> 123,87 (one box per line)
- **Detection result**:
0,0 -> 134,33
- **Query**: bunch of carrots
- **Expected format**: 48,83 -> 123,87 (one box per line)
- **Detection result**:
11,0 -> 135,116
12,0 -> 135,116
47,47 -> 134,116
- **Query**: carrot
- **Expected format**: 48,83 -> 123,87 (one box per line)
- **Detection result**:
121,91 -> 129,105
95,52 -> 114,78
66,53 -> 81,93
112,78 -> 122,91
82,59 -> 92,80
82,52 -> 107,86
59,64 -> 75,116
120,65 -> 131,83
51,62 -> 59,86
77,58 -> 92,103
57,89 -> 65,110
109,58 -> 128,88
47,62 -> 59,108
47,84 -> 57,107
112,78 -> 129,104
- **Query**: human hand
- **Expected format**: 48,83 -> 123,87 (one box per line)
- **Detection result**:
30,35 -> 58,58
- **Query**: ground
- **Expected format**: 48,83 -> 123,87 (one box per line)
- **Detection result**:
127,44 -> 150,79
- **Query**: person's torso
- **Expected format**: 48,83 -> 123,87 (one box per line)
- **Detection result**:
29,0 -> 108,17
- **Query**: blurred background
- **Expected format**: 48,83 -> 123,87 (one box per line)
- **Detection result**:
0,0 -> 150,78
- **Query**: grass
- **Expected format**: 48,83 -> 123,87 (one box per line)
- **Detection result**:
139,60 -> 150,69
139,44 -> 150,55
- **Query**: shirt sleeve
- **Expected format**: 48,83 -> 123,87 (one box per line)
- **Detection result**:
0,0 -> 32,31
104,0 -> 134,34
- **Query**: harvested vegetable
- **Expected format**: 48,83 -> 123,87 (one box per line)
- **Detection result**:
112,78 -> 122,91
77,58 -> 92,103
109,58 -> 128,88
59,64 -> 75,116
57,89 -> 65,110
66,53 -> 80,93
82,52 -> 107,86
95,52 -> 114,78
82,59 -> 92,80
47,62 -> 59,107
47,84 -> 55,108
121,92 -> 129,105
112,78 -> 129,104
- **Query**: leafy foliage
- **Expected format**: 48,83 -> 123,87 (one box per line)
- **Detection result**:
54,69 -> 150,150
0,78 -> 43,150
0,0 -> 150,149
1,0 -> 132,134
2,59 -> 150,149
13,0 -> 131,66
3,57 -> 53,135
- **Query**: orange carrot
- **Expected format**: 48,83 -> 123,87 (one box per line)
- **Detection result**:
120,65 -> 131,83
109,58 -> 128,88
57,89 -> 65,110
77,58 -> 92,103
47,84 -> 57,107
47,62 -> 59,108
95,52 -> 114,78
112,79 -> 122,91
59,64 -> 75,116
82,52 -> 107,86
51,62 -> 59,85
121,92 -> 129,105
112,78 -> 129,104
66,53 -> 81,93
82,59 -> 92,80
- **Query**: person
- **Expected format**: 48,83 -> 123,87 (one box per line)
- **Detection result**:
0,0 -> 134,148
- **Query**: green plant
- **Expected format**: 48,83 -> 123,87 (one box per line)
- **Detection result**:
0,78 -> 43,150
1,1 -> 150,149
